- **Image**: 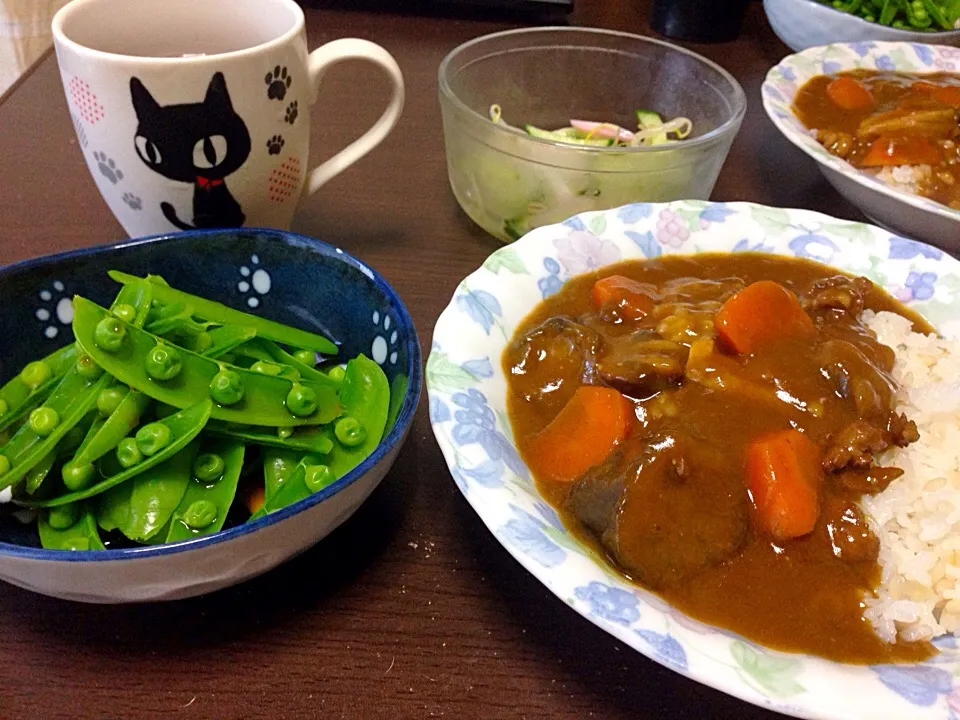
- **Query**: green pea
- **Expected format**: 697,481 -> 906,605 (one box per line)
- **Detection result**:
251,361 -> 282,376
327,365 -> 346,385
334,417 -> 366,447
96,387 -> 126,416
0,454 -> 10,476
145,344 -> 183,381
62,462 -> 96,491
194,332 -> 213,353
183,500 -> 218,530
304,464 -> 335,493
47,503 -> 80,530
28,407 -> 60,437
135,422 -> 173,457
209,369 -> 244,406
0,398 -> 7,417
285,383 -> 318,417
76,353 -> 105,381
112,303 -> 137,323
293,349 -> 316,367
116,437 -> 143,468
63,537 -> 91,551
277,426 -> 293,439
20,360 -> 53,389
94,317 -> 126,352
194,453 -> 225,483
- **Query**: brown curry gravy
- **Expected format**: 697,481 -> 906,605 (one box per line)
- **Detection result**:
504,254 -> 935,663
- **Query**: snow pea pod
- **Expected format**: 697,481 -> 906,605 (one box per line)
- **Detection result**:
38,501 -> 105,551
0,369 -> 109,491
146,302 -> 217,338
1,283 -> 157,492
109,271 -> 338,355
0,343 -> 79,433
97,440 -> 196,542
253,451 -> 331,517
24,449 -> 57,496
385,373 -> 409,435
255,355 -> 390,516
200,326 -> 257,358
165,438 -> 244,542
321,354 -> 390,477
71,389 -> 152,468
19,399 -> 212,507
206,421 -> 334,454
73,297 -> 341,427
263,448 -> 301,503
233,338 -> 336,388
21,412 -> 98,496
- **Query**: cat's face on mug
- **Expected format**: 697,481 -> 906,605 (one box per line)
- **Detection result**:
130,72 -> 251,183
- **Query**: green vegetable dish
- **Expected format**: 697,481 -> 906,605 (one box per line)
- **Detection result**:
0,273 -> 393,551
816,0 -> 960,30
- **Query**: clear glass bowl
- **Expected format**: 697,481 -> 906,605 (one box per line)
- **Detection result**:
438,27 -> 747,243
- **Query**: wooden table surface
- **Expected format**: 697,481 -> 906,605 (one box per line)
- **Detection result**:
0,2 -> 866,718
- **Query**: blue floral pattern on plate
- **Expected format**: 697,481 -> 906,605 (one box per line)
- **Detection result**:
427,201 -> 960,720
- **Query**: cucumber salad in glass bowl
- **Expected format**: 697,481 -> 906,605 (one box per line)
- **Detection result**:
475,106 -> 695,240
438,28 -> 746,243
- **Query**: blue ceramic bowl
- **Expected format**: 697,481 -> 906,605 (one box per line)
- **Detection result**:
0,228 -> 421,603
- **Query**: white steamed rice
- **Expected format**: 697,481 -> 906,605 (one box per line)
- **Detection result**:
861,310 -> 960,644
874,164 -> 933,199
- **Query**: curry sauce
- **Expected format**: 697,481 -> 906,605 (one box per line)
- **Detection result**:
504,254 -> 935,663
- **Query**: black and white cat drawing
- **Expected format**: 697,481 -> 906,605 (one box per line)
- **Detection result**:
130,72 -> 251,229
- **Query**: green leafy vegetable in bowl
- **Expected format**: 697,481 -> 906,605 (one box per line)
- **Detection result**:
489,105 -> 694,147
0,273 -> 391,550
816,0 -> 960,30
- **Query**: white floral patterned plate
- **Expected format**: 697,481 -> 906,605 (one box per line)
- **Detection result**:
427,201 -> 960,720
762,42 -> 960,248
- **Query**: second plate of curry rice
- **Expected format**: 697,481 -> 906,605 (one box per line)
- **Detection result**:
428,201 -> 960,720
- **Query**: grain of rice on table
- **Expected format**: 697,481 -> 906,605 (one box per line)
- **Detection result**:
861,310 -> 960,644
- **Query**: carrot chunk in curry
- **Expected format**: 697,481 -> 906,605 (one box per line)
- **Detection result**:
714,280 -> 814,354
745,428 -> 823,542
504,253 -> 933,663
526,385 -> 633,483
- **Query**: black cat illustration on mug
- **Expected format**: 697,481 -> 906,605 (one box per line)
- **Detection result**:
130,72 -> 250,229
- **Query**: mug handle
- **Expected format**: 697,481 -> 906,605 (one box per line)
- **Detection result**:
300,38 -> 405,201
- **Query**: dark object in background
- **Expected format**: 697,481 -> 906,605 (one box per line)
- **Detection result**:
297,0 -> 572,22
651,0 -> 750,42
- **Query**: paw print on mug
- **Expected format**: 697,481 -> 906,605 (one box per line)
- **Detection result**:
93,151 -> 123,184
266,135 -> 285,155
122,192 -> 142,211
285,101 -> 298,124
265,65 -> 292,101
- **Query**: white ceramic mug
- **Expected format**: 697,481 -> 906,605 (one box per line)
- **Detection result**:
52,0 -> 404,237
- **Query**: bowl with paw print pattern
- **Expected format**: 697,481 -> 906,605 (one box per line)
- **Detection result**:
0,227 -> 421,603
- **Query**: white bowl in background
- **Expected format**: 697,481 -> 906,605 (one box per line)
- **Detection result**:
763,0 -> 960,52
762,41 -> 960,248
